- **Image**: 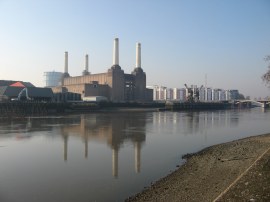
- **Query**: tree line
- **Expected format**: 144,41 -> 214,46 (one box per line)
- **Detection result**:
262,55 -> 270,86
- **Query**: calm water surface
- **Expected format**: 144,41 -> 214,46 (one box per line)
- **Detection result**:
0,108 -> 270,202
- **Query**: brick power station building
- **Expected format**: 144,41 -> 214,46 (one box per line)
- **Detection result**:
51,38 -> 153,102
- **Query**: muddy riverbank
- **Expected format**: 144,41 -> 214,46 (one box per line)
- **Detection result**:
126,134 -> 270,201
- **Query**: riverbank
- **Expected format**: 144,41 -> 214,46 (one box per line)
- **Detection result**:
0,101 -> 233,118
0,101 -> 164,117
126,133 -> 270,201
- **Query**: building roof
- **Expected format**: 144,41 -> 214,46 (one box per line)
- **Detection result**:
0,86 -> 54,99
0,86 -> 24,97
0,80 -> 35,87
10,81 -> 25,87
21,87 -> 54,98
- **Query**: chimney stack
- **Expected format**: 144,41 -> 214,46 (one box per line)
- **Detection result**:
82,54 -> 90,76
85,54 -> 89,72
113,38 -> 119,65
136,43 -> 141,68
64,51 -> 68,74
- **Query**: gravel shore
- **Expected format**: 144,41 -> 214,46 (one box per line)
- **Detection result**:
126,134 -> 270,202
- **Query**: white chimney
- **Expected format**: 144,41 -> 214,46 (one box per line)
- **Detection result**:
113,38 -> 119,65
85,54 -> 89,72
64,51 -> 68,73
136,43 -> 141,68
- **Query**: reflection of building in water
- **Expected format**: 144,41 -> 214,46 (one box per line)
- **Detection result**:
153,111 -> 239,136
59,113 -> 146,177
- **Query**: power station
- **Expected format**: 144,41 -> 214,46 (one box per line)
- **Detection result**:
51,38 -> 153,102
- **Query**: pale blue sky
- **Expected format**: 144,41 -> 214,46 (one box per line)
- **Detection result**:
0,0 -> 270,98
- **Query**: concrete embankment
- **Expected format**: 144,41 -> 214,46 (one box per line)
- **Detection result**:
0,102 -> 165,117
0,102 -> 99,117
0,101 -> 231,118
126,134 -> 270,202
165,101 -> 230,111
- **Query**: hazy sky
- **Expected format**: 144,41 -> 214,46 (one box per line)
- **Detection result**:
0,0 -> 270,98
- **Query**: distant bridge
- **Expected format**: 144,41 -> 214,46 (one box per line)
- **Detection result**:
234,100 -> 270,108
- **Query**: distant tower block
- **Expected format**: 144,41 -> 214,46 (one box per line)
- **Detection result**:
136,43 -> 141,68
63,51 -> 70,78
82,54 -> 90,75
113,38 -> 119,65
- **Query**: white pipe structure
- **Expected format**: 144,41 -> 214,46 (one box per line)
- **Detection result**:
113,38 -> 119,65
85,54 -> 89,72
136,43 -> 141,68
64,51 -> 68,73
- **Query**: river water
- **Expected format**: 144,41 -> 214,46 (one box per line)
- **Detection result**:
0,108 -> 270,202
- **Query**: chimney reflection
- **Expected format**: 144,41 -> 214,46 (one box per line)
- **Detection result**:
59,113 -> 146,177
84,135 -> 88,159
62,131 -> 69,161
112,146 -> 119,178
80,114 -> 89,159
134,142 -> 141,173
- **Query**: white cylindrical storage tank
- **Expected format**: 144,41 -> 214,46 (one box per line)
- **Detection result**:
43,71 -> 63,87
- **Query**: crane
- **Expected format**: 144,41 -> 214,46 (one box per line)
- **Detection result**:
18,88 -> 31,101
184,84 -> 203,102
194,85 -> 203,102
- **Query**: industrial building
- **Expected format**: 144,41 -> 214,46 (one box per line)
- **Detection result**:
51,38 -> 153,103
0,80 -> 54,102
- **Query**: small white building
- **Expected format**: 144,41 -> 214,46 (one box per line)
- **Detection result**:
173,88 -> 180,100
205,88 -> 212,101
172,88 -> 186,101
199,87 -> 205,101
218,90 -> 226,101
212,89 -> 220,101
148,85 -> 167,101
166,88 -> 173,100
179,88 -> 186,101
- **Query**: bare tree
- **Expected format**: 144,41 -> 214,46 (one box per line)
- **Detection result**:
262,55 -> 270,86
